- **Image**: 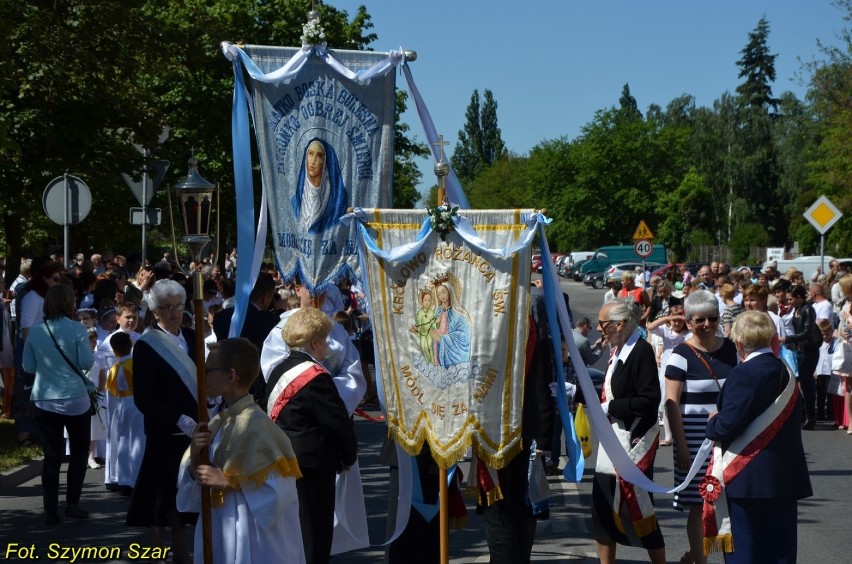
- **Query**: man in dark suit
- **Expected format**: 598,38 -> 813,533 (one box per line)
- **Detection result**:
706,311 -> 812,563
212,273 -> 280,405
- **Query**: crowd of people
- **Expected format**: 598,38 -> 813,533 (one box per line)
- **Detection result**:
1,249 -> 850,563
581,258 -> 851,563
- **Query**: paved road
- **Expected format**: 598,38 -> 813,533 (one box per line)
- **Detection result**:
1,278 -> 849,562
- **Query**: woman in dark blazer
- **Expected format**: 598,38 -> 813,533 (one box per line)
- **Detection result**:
265,307 -> 357,564
780,284 -> 821,429
593,298 -> 665,564
126,279 -> 197,564
706,311 -> 812,563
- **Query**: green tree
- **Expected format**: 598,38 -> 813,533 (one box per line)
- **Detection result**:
736,16 -> 780,113
729,223 -> 770,263
392,90 -> 428,208
465,154 -> 531,210
803,0 -> 852,255
450,89 -> 507,184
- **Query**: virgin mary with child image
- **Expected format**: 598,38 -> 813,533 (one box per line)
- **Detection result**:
410,272 -> 476,389
290,137 -> 349,235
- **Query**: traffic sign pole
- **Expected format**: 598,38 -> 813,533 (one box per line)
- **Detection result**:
63,174 -> 70,267
142,149 -> 149,264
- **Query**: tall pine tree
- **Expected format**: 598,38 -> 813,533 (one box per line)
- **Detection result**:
451,89 -> 506,184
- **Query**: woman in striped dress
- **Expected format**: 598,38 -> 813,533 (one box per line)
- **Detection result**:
664,290 -> 737,564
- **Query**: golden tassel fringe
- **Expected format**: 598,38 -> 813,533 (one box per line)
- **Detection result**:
613,512 -> 625,534
388,425 -> 522,471
632,514 -> 658,538
703,534 -> 734,555
484,486 -> 504,507
223,456 -> 302,493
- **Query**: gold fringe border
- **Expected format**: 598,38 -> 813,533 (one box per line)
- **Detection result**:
633,514 -> 658,538
222,456 -> 302,494
703,534 -> 733,555
388,424 -> 523,471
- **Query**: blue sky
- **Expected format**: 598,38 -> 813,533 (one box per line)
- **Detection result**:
328,0 -> 846,191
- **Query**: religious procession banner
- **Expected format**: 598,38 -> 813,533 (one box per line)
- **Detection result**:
348,208 -> 541,469
225,44 -> 398,293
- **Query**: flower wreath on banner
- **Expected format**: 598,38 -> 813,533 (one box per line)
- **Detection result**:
426,205 -> 459,241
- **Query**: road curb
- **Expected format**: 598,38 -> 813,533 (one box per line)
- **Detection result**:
0,457 -> 42,490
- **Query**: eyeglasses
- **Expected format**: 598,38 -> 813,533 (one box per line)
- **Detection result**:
49,275 -> 62,282
157,304 -> 185,313
597,319 -> 618,331
690,316 -> 719,324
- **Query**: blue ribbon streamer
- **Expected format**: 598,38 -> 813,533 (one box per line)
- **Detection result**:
229,59 -> 255,338
539,240 -> 585,482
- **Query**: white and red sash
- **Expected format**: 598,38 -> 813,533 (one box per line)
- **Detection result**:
700,359 -> 798,555
266,360 -> 327,421
596,331 -> 660,538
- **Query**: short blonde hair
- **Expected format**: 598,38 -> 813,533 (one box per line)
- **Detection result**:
730,310 -> 775,353
282,307 -> 332,349
839,274 -> 852,298
621,271 -> 636,283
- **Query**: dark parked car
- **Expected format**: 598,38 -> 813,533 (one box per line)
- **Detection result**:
571,259 -> 590,281
583,271 -> 607,289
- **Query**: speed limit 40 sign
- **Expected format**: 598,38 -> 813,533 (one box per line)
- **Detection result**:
634,239 -> 653,258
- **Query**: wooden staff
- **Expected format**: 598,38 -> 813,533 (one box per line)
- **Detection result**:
433,134 -> 450,564
192,270 -> 213,564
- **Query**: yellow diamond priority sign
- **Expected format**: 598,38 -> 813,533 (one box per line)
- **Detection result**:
804,195 -> 842,235
632,220 -> 654,240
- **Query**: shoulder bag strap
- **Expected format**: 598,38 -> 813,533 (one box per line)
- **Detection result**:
685,342 -> 722,391
43,317 -> 90,387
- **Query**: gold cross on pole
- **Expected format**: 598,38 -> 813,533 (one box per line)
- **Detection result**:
433,135 -> 449,163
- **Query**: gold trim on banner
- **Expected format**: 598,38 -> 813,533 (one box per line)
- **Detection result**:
365,208 -> 531,470
386,412 -> 523,470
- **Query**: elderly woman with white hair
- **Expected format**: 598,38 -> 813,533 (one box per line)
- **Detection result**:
592,298 -> 665,564
126,279 -> 198,563
664,289 -> 737,564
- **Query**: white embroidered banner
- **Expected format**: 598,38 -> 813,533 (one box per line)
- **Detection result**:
355,209 -> 534,469
243,45 -> 396,291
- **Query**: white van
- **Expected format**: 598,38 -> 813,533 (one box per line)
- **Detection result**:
567,251 -> 595,268
763,256 -> 834,281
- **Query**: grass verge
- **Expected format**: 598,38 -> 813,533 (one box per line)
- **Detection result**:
0,419 -> 42,473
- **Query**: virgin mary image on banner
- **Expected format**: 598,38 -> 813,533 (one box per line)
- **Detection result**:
411,273 -> 477,390
291,137 -> 348,234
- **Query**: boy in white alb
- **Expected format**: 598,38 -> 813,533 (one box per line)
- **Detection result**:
98,302 -> 141,489
105,332 -> 144,494
177,338 -> 305,563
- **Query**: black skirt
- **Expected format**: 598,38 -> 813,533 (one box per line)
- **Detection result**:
126,432 -> 197,527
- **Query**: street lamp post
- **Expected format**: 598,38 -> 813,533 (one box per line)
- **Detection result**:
172,155 -> 216,564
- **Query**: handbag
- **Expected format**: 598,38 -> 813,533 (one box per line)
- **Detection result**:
832,340 -> 852,377
42,317 -> 100,416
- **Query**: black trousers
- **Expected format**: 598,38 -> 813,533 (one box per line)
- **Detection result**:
796,349 -> 818,421
480,447 -> 533,564
35,407 -> 90,514
297,467 -> 337,564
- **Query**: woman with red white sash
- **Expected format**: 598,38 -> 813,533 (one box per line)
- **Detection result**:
704,311 -> 812,563
592,298 -> 666,564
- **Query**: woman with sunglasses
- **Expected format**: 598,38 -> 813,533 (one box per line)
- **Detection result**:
664,289 -> 737,564
592,298 -> 665,564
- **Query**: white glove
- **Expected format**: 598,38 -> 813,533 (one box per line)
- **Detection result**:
177,414 -> 196,437
549,381 -> 577,403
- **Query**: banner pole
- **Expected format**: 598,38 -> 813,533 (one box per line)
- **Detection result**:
439,466 -> 449,564
433,134 -> 450,564
193,270 -> 213,564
